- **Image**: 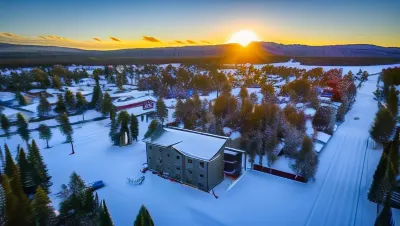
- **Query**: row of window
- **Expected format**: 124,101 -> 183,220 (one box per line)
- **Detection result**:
148,152 -> 205,168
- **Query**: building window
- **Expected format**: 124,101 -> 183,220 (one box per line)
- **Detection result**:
148,157 -> 151,160
200,174 -> 204,178
200,162 -> 204,168
198,183 -> 203,188
159,149 -> 162,152
176,167 -> 180,171
149,145 -> 152,149
167,153 -> 170,157
188,169 -> 192,174
188,159 -> 192,163
176,156 -> 180,160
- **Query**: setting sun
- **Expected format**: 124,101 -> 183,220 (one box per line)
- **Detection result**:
227,30 -> 260,46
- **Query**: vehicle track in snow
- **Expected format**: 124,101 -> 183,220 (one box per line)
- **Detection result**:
305,76 -> 378,226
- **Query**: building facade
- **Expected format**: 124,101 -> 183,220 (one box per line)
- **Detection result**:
145,128 -> 228,191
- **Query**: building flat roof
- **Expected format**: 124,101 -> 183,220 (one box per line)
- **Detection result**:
148,128 -> 228,161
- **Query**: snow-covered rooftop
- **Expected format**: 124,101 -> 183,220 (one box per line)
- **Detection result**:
0,92 -> 15,102
314,142 -> 324,153
113,95 -> 156,107
316,132 -> 332,144
28,89 -> 47,94
304,108 -> 316,116
148,128 -> 228,161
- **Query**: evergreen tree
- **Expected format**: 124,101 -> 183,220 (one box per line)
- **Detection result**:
144,120 -> 159,139
374,192 -> 394,226
28,140 -> 52,194
99,200 -> 114,226
386,86 -> 398,117
1,175 -> 18,226
10,164 -> 33,225
117,111 -> 131,145
0,186 -> 5,226
37,95 -> 51,117
4,144 -> 15,178
54,93 -> 67,114
101,92 -> 113,116
64,89 -> 76,110
116,73 -> 125,90
368,144 -> 391,204
51,75 -> 62,89
16,112 -> 30,144
291,136 -> 319,182
56,113 -> 75,154
239,86 -> 249,99
17,148 -> 35,194
134,205 -> 154,226
130,114 -> 139,142
173,99 -> 185,124
0,114 -> 10,138
76,92 -> 88,120
156,98 -> 168,124
370,108 -> 396,144
16,92 -> 27,105
38,124 -> 52,148
109,117 -> 120,146
90,81 -> 103,109
31,186 -> 56,226
249,92 -> 258,104
68,171 -> 86,195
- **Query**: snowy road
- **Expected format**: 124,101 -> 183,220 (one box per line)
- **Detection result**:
305,76 -> 378,225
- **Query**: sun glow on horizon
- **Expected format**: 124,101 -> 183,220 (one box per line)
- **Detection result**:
227,30 -> 260,46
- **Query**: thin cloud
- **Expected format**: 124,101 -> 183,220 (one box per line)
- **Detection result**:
186,40 -> 197,44
47,35 -> 56,39
38,36 -> 47,40
110,36 -> 121,42
201,40 -> 212,44
175,40 -> 185,45
0,32 -> 23,38
93,37 -> 102,42
142,36 -> 162,43
55,36 -> 64,41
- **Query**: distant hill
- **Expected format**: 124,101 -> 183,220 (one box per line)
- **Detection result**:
0,42 -> 399,67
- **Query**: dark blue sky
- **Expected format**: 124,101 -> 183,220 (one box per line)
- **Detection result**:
0,0 -> 399,49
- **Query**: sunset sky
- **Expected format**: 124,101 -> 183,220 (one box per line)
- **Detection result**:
0,0 -> 399,50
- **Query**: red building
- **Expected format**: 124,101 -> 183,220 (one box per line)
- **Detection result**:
113,95 -> 157,111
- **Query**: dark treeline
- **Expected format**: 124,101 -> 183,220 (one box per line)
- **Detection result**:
0,55 -> 398,68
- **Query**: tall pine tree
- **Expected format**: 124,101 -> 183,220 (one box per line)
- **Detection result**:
386,86 -> 398,117
130,114 -> 139,142
370,108 -> 396,144
9,164 -> 33,225
31,186 -> 56,226
156,98 -> 167,125
16,92 -> 27,105
0,114 -> 10,138
101,92 -> 113,116
99,199 -> 114,226
291,136 -> 319,182
16,113 -> 30,144
1,175 -> 18,226
109,117 -> 120,146
17,148 -> 35,194
0,186 -> 5,226
56,113 -> 75,154
37,96 -> 51,117
76,92 -> 88,120
3,144 -> 15,178
54,93 -> 67,114
134,205 -> 154,226
38,124 -> 52,148
28,140 -> 52,194
64,89 -> 76,110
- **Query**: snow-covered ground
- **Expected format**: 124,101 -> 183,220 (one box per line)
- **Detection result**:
1,73 -> 396,225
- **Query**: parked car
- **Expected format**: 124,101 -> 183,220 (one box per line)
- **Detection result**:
88,180 -> 105,191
